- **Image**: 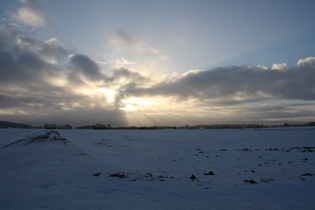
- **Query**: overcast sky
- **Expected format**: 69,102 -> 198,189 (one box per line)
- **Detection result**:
0,0 -> 315,126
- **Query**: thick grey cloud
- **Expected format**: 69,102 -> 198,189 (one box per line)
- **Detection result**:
0,25 -> 105,88
122,62 -> 315,102
0,50 -> 56,84
0,25 -> 69,86
69,54 -> 105,82
16,36 -> 70,58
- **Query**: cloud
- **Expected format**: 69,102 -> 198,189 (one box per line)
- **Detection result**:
0,24 -> 69,59
19,0 -> 48,6
159,55 -> 171,60
13,7 -> 47,28
297,57 -> 315,68
116,58 -> 136,66
0,25 -> 69,86
107,67 -> 151,108
122,60 -> 315,102
43,38 -> 70,58
271,63 -> 286,71
15,35 -> 69,59
110,30 -> 135,49
69,54 -> 105,82
109,30 -> 171,74
0,25 -> 19,49
110,30 -> 162,54
0,49 -> 56,85
111,68 -> 149,84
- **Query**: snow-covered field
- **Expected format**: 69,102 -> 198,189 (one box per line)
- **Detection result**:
0,128 -> 314,209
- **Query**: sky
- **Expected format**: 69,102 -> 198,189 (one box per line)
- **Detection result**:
0,0 -> 315,127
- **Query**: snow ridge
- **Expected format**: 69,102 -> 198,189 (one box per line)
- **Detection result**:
2,130 -> 69,147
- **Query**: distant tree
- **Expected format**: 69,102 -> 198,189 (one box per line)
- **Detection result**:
308,122 -> 315,126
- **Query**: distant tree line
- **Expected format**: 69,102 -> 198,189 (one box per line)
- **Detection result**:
1,121 -> 315,129
74,122 -> 315,130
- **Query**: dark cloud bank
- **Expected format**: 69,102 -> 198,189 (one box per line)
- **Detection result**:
124,61 -> 315,102
1,24 -> 315,126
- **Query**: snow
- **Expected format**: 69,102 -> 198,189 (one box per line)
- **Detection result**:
0,128 -> 314,209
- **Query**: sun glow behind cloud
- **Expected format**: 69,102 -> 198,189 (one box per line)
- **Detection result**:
96,89 -> 116,103
121,97 -> 155,111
